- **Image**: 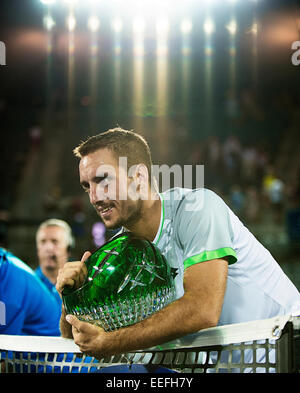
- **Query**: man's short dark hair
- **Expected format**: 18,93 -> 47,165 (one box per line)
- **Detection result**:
73,127 -> 153,183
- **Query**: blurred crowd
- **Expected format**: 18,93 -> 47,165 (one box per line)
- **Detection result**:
191,134 -> 283,223
189,131 -> 300,252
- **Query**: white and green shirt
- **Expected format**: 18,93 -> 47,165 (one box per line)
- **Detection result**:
152,187 -> 300,326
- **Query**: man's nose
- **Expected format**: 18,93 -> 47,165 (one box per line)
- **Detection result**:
89,184 -> 101,205
43,241 -> 55,252
89,183 -> 112,204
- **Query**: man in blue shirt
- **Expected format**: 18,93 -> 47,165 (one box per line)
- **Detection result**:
35,219 -> 75,309
0,248 -> 60,336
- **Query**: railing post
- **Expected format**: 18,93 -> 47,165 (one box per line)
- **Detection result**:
276,321 -> 294,373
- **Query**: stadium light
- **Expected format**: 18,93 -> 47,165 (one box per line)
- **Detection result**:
88,16 -> 100,32
38,0 -> 260,8
226,20 -> 237,35
156,18 -> 169,34
203,18 -> 214,35
44,15 -> 56,30
249,22 -> 258,34
40,0 -> 56,4
63,0 -> 78,4
66,15 -> 76,31
133,18 -> 146,34
111,18 -> 123,33
181,19 -> 193,34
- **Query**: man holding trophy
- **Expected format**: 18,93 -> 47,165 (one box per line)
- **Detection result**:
56,128 -> 300,364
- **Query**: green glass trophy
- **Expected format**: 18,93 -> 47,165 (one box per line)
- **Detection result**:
62,233 -> 177,332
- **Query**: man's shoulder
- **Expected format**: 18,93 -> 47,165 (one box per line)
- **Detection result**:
1,249 -> 35,277
161,187 -> 200,203
34,265 -> 43,278
161,187 -> 225,213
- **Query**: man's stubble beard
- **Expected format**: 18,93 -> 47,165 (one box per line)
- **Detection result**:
95,199 -> 143,231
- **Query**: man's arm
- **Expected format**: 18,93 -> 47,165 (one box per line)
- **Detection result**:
56,251 -> 90,338
65,258 -> 228,359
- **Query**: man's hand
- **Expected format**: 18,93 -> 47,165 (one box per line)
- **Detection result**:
56,251 -> 90,295
57,251 -> 91,339
65,315 -> 108,359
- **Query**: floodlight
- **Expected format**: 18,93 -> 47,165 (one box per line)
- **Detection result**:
44,15 -> 56,30
181,19 -> 193,34
88,16 -> 100,32
112,18 -> 123,33
156,18 -> 169,34
133,18 -> 145,34
66,15 -> 76,31
226,20 -> 237,35
40,0 -> 56,5
203,18 -> 214,35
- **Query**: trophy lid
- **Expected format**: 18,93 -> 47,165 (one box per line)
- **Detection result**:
62,232 -> 177,331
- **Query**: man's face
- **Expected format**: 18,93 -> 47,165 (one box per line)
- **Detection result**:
79,148 -> 142,230
36,226 -> 69,273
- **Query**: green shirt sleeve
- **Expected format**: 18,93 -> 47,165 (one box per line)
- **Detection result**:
183,247 -> 237,269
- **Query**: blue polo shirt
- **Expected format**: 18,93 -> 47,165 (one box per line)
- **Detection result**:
0,248 -> 61,336
35,266 -> 62,310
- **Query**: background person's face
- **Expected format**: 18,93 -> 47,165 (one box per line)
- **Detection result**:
79,148 -> 143,230
36,226 -> 69,273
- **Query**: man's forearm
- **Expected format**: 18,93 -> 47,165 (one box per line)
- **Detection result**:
93,292 -> 216,358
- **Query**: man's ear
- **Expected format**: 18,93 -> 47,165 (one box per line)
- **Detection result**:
128,163 -> 149,184
136,164 -> 149,185
128,164 -> 149,200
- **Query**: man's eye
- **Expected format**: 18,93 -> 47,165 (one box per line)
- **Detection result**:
95,174 -> 109,184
